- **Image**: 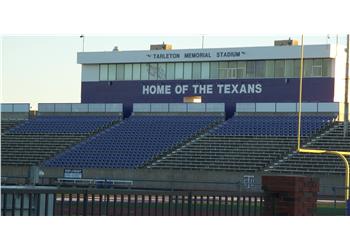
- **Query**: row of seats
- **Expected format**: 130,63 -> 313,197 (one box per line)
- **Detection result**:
150,136 -> 301,172
43,115 -> 223,168
7,116 -> 121,134
1,134 -> 88,167
1,116 -> 122,167
268,122 -> 350,174
1,120 -> 25,134
210,115 -> 335,136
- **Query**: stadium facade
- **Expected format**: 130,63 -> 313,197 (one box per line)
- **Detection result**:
78,41 -> 347,117
2,39 -> 349,197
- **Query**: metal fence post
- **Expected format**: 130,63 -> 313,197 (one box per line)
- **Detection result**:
20,193 -> 24,216
187,192 -> 192,216
53,193 -> 57,216
83,190 -> 88,216
11,193 -> 16,216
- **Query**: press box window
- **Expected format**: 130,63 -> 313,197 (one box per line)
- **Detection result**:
275,60 -> 285,78
312,59 -> 322,77
265,60 -> 274,78
141,64 -> 149,80
322,59 -> 332,77
108,64 -> 116,80
246,61 -> 255,78
124,64 -> 133,80
166,63 -> 175,80
294,60 -> 301,78
175,63 -> 184,79
303,59 -> 313,77
184,63 -> 192,80
132,64 -> 141,80
116,64 -> 125,80
237,61 -> 246,78
218,62 -> 228,79
158,63 -> 166,80
100,64 -> 108,81
210,62 -> 219,79
284,60 -> 294,78
192,62 -> 201,79
255,61 -> 265,78
201,62 -> 210,79
149,63 -> 158,80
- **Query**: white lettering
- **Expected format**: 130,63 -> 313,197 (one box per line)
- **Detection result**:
142,85 -> 150,95
207,84 -> 213,94
175,85 -> 183,94
247,84 -> 255,94
192,85 -> 199,94
231,84 -> 238,93
182,85 -> 189,94
255,84 -> 262,94
199,85 -> 207,94
217,84 -> 224,94
142,85 -> 171,95
224,84 -> 230,94
149,85 -> 157,94
240,84 -> 246,94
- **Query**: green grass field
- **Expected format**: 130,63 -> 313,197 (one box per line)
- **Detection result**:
316,202 -> 347,216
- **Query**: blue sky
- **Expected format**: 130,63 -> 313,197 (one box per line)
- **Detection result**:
1,35 -> 348,110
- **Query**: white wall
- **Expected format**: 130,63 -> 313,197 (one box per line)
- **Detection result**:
1,103 -> 30,112
150,103 -> 169,112
236,103 -> 256,112
333,45 -> 347,102
38,103 -> 123,113
297,103 -> 318,112
276,103 -> 297,112
169,103 -> 187,112
206,103 -> 225,112
133,103 -> 225,113
318,102 -> 339,112
78,45 -> 333,64
256,103 -> 276,112
187,103 -> 206,112
237,102 -> 340,113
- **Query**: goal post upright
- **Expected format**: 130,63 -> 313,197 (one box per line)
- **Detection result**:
297,34 -> 350,204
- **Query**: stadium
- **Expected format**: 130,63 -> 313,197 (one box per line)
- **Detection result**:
1,38 -> 349,216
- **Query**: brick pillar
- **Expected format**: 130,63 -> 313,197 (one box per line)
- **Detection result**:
262,176 -> 319,216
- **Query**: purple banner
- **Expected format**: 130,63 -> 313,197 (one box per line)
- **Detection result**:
81,78 -> 335,117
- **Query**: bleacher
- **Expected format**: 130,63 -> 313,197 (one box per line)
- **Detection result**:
8,116 -> 118,134
209,115 -> 335,137
43,115 -> 223,169
268,122 -> 350,175
1,115 -> 121,167
149,114 -> 336,172
1,120 -> 24,134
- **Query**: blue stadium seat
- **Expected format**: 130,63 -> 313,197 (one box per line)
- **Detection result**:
7,116 -> 121,134
209,115 -> 336,137
43,115 -> 222,169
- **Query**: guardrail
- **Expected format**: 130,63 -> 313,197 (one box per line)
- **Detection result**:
1,186 -> 264,216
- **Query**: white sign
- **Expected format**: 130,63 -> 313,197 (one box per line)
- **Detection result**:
64,169 -> 83,179
142,83 -> 262,95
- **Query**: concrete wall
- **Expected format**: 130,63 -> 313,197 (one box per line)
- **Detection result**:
38,103 -> 123,114
133,103 -> 225,113
2,165 -> 343,196
236,102 -> 340,113
1,103 -> 30,119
